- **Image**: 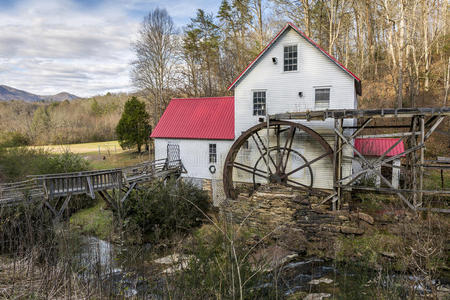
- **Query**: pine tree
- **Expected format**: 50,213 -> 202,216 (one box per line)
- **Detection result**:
116,97 -> 151,153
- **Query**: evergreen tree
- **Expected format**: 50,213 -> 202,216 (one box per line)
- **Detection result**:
116,97 -> 151,153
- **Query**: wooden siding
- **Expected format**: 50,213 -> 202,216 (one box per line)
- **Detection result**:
231,27 -> 356,189
154,27 -> 358,190
154,138 -> 233,180
234,27 -> 357,137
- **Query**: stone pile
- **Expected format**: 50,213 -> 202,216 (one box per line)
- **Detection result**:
220,185 -> 375,257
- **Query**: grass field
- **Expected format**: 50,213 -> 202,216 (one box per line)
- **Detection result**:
28,140 -> 123,154
29,140 -> 153,170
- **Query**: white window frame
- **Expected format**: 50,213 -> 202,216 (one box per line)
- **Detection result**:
209,143 -> 217,164
283,44 -> 298,72
252,89 -> 267,116
314,86 -> 331,110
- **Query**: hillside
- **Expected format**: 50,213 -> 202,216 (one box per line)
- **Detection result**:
0,93 -> 139,146
0,85 -> 79,102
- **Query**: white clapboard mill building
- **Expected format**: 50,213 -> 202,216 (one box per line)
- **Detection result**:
151,23 -> 362,204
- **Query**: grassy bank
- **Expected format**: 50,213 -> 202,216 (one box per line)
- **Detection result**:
70,200 -> 114,240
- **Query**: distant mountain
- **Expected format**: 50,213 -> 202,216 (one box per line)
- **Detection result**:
0,85 -> 79,102
42,92 -> 79,101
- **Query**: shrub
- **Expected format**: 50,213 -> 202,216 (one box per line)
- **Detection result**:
0,202 -> 55,255
122,179 -> 211,241
0,148 -> 89,181
0,131 -> 30,147
161,221 -> 276,299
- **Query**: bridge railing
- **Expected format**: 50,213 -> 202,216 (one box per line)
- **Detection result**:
32,169 -> 123,200
1,158 -> 185,205
0,179 -> 43,205
122,158 -> 183,183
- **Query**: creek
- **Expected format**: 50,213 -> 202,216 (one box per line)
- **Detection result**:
75,236 -> 448,299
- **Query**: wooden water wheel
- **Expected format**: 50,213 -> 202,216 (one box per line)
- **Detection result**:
223,120 -> 333,199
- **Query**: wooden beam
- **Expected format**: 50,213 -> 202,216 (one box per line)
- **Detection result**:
120,182 -> 136,203
86,176 -> 95,199
97,190 -> 117,211
419,116 -> 425,206
270,107 -> 450,121
339,185 -> 450,195
424,116 -> 445,141
335,128 -> 416,210
416,207 -> 450,214
54,194 -> 72,222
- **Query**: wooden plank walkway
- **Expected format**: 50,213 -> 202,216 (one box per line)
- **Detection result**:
0,158 -> 184,206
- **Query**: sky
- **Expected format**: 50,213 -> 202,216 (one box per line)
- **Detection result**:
0,0 -> 222,97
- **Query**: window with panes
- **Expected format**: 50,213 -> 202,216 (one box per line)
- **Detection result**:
315,88 -> 330,109
253,91 -> 266,116
284,45 -> 298,71
209,144 -> 217,163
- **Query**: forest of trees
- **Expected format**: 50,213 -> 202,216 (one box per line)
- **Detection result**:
132,0 -> 449,125
0,0 -> 447,147
0,93 -> 133,146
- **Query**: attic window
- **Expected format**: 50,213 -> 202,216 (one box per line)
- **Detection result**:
284,45 -> 297,71
315,88 -> 330,109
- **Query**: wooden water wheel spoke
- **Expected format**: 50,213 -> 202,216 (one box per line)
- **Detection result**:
280,126 -> 296,173
254,131 -> 278,170
223,120 -> 333,199
285,152 -> 331,177
250,134 -> 271,170
286,178 -> 311,189
231,162 -> 270,179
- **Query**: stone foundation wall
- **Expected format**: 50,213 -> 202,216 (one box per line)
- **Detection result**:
220,185 -> 374,257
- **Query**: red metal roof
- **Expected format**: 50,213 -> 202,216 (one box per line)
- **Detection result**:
227,22 -> 361,91
354,138 -> 405,157
151,96 -> 234,140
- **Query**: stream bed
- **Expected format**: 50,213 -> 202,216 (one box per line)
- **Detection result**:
76,236 -> 449,299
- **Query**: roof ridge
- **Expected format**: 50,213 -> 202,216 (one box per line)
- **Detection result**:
172,96 -> 234,100
227,22 -> 361,91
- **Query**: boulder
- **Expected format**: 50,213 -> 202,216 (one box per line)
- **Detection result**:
340,226 -> 364,235
308,277 -> 333,285
338,215 -> 349,222
304,293 -> 331,300
381,251 -> 397,259
358,212 -> 374,225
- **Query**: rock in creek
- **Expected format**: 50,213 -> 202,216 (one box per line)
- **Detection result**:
308,277 -> 333,285
303,293 -> 331,300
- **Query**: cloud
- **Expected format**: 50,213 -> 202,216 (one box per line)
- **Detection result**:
0,0 -> 221,97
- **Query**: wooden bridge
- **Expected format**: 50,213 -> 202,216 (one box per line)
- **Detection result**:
0,145 -> 185,220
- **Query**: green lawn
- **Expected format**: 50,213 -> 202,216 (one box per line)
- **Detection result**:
28,140 -> 154,170
424,169 -> 450,190
28,140 -> 123,154
70,200 -> 114,240
88,150 -> 151,170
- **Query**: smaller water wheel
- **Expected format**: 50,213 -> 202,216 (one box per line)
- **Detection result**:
223,120 -> 333,199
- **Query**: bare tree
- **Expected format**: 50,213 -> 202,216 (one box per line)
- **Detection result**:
131,8 -> 179,125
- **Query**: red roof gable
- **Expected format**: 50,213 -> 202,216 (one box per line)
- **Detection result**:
227,22 -> 361,92
151,97 -> 234,140
354,138 -> 405,157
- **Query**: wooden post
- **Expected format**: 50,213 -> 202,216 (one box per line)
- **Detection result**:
266,113 -> 270,183
410,116 -> 418,206
333,118 -> 343,210
276,124 -> 281,170
392,159 -> 401,189
419,116 -> 425,206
